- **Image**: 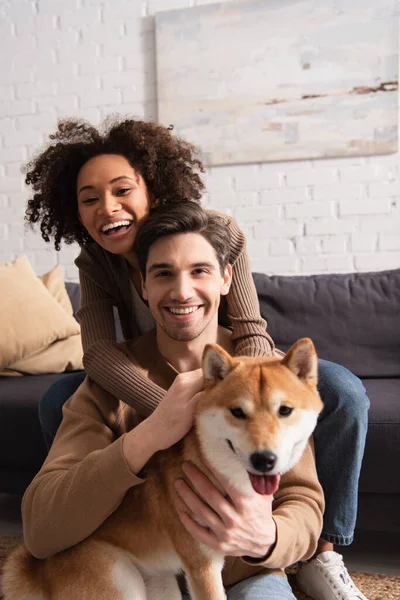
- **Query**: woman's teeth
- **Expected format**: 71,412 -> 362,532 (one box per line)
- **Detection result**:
168,306 -> 200,315
102,220 -> 132,233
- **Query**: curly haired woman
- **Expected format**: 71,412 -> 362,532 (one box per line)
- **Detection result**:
25,116 -> 369,600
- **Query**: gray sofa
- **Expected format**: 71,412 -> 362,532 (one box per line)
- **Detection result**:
254,268 -> 400,534
0,270 -> 399,534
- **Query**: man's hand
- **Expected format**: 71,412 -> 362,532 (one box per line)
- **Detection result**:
123,372 -> 204,476
147,370 -> 204,451
175,461 -> 277,559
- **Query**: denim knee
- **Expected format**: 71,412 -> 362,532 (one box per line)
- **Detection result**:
317,359 -> 370,419
39,371 -> 85,448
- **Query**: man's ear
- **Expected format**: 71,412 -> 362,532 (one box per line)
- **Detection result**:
220,264 -> 232,296
141,273 -> 148,300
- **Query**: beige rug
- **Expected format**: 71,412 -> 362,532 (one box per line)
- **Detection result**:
0,536 -> 399,599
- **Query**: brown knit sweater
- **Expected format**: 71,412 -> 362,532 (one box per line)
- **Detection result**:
75,212 -> 277,417
22,331 -> 323,583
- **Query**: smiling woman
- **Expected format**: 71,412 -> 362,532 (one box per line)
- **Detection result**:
23,115 -> 275,447
76,154 -> 150,264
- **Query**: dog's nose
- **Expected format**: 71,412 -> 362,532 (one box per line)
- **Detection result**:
250,451 -> 277,473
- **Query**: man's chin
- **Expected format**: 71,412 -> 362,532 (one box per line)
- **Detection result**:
163,329 -> 202,342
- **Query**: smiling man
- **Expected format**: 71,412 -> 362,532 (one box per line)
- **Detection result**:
139,218 -> 234,374
21,202 -> 323,600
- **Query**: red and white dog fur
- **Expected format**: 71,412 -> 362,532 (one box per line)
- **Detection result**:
2,338 -> 323,600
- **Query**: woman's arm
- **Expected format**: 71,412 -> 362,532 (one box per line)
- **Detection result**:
78,270 -> 165,416
224,215 -> 275,357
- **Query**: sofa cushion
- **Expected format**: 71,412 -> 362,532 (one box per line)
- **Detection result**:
359,378 -> 400,494
0,373 -> 58,479
253,269 -> 400,378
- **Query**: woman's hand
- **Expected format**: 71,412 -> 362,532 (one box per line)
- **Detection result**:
147,370 -> 204,451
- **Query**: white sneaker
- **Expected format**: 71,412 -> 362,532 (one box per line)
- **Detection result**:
296,551 -> 369,600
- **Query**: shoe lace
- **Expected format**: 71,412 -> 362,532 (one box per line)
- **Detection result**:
319,555 -> 365,599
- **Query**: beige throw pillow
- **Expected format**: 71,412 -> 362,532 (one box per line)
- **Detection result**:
0,256 -> 80,371
39,264 -> 74,316
1,334 -> 83,376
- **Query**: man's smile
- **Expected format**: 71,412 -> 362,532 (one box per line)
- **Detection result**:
167,306 -> 201,315
162,304 -> 205,321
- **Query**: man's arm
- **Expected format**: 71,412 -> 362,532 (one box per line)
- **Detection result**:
23,371 -> 204,559
244,441 -> 324,568
22,378 -> 145,559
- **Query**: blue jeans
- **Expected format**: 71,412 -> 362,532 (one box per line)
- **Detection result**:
315,360 -> 369,546
39,371 -> 86,450
182,574 -> 295,599
38,360 -> 369,546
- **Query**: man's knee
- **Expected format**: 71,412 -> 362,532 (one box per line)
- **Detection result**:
227,573 -> 295,600
317,359 -> 370,416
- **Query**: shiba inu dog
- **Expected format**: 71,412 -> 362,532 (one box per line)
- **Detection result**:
2,337 -> 323,600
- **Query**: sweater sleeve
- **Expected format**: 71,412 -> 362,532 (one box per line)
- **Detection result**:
242,440 -> 324,569
225,216 -> 275,358
78,270 -> 165,416
22,378 -> 144,559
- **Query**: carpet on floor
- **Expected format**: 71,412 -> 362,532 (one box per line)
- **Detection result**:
0,536 -> 399,599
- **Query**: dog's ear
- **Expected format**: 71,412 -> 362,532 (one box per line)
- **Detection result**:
281,338 -> 318,388
202,344 -> 234,386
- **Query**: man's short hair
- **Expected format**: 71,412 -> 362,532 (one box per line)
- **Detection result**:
135,202 -> 231,278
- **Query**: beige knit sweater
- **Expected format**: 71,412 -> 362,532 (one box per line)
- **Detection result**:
75,212 -> 277,417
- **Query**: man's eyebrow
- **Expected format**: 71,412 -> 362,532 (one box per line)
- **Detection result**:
147,261 -> 216,273
147,262 -> 173,273
190,262 -> 216,269
77,176 -> 136,196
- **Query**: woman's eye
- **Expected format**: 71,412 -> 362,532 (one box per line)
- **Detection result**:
117,188 -> 131,195
279,406 -> 293,417
82,197 -> 97,204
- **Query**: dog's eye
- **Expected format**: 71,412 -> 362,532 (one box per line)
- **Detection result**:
279,405 -> 293,417
230,407 -> 247,419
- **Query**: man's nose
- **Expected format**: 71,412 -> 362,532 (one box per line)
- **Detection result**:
97,193 -> 122,216
170,275 -> 194,301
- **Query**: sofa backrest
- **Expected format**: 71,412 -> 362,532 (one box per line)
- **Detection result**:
253,268 -> 400,378
65,282 -> 80,318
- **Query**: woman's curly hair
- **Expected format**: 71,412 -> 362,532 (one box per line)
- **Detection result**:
24,116 -> 205,250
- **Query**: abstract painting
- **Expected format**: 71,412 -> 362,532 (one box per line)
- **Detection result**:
155,0 -> 399,166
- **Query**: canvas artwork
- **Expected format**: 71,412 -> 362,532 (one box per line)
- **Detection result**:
155,0 -> 399,166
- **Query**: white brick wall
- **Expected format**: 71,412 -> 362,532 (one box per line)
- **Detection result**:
0,0 -> 399,280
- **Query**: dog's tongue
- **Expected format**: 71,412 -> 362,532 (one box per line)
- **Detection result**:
249,473 -> 279,495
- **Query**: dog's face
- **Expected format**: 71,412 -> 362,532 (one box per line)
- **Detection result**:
197,339 -> 323,496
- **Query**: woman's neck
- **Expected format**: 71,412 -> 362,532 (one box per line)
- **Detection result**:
123,252 -> 143,297
122,250 -> 140,271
